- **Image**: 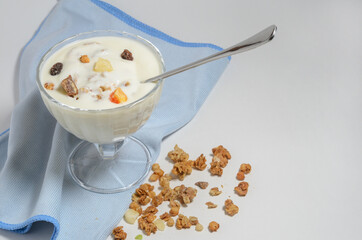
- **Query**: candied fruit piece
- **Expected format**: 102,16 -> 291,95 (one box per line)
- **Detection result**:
110,87 -> 127,104
93,57 -> 113,72
80,55 -> 90,63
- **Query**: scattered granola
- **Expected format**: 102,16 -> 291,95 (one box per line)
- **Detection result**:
176,214 -> 191,230
195,181 -> 209,189
50,62 -> 63,75
168,145 -> 189,163
239,163 -> 252,174
79,55 -> 90,63
224,199 -> 239,216
234,181 -> 249,196
208,221 -> 220,232
115,144 -> 252,238
61,75 -> 78,97
209,187 -> 222,196
44,82 -> 54,90
121,49 -> 134,61
192,154 -> 207,170
205,202 -> 217,209
112,226 -> 127,240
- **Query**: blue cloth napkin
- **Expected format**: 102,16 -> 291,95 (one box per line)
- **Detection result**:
0,0 -> 229,239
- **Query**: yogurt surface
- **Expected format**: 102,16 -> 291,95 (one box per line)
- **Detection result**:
40,36 -> 163,110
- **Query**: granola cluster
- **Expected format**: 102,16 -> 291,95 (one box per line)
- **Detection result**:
234,163 -> 252,196
224,199 -> 239,216
112,226 -> 127,240
112,145 -> 253,239
209,145 -> 232,176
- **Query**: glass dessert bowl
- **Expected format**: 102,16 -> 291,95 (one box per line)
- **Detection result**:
36,30 -> 165,193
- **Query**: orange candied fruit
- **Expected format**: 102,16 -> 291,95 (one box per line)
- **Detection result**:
109,87 -> 128,104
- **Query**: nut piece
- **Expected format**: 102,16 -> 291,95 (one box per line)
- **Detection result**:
234,181 -> 249,196
224,199 -> 239,216
135,234 -> 143,240
168,145 -> 189,163
236,171 -> 245,181
112,226 -> 127,240
240,163 -> 252,174
79,55 -> 90,63
93,57 -> 113,72
195,223 -> 204,232
209,187 -> 222,196
61,75 -> 78,97
50,62 -> 63,75
44,82 -> 54,90
189,216 -> 198,225
195,181 -> 209,189
154,219 -> 165,231
193,154 -> 207,170
208,221 -> 220,232
121,49 -> 134,61
209,159 -> 223,176
124,208 -> 140,224
176,214 -> 191,230
205,201 -> 218,208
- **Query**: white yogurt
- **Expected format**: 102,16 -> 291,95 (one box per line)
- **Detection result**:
40,36 -> 162,110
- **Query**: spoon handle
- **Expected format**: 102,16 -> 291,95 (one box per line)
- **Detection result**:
143,25 -> 277,83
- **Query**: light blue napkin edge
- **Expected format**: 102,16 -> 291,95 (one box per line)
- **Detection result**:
0,0 -> 229,239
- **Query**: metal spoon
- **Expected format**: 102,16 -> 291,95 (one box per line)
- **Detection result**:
142,25 -> 277,83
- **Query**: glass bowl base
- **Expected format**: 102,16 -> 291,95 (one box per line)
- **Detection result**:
68,136 -> 151,194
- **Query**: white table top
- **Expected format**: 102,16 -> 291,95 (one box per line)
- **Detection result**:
1,0 -> 362,239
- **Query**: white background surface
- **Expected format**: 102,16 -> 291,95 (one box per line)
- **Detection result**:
1,0 -> 362,239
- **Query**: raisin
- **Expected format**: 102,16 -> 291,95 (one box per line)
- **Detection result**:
121,49 -> 133,61
50,62 -> 63,75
